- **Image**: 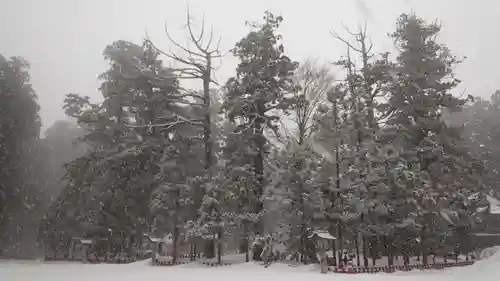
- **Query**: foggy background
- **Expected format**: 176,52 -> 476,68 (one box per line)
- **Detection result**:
1,0 -> 499,131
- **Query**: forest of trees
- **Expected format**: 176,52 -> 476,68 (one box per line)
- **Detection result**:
1,11 -> 500,265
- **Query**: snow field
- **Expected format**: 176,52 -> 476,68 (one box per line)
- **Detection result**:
1,247 -> 499,281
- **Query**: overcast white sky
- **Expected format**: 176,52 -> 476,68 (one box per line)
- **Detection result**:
1,0 -> 499,131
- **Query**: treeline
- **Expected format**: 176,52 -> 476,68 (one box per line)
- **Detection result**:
0,55 -> 85,257
1,10 -> 498,262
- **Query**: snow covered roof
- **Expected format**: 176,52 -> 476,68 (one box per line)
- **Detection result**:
469,192 -> 481,200
149,237 -> 161,243
308,230 -> 336,240
473,233 -> 500,237
148,234 -> 174,244
201,234 -> 216,240
72,237 -> 93,244
486,195 -> 500,214
477,206 -> 489,213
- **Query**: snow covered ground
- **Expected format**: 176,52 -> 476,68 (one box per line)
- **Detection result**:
1,249 -> 499,281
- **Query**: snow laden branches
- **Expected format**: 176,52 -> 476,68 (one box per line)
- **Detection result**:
42,11 -> 493,266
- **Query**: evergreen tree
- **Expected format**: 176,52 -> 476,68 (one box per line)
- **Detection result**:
57,40 -> 189,253
223,11 -> 298,259
0,55 -> 41,254
382,13 -> 485,263
269,142 -> 324,262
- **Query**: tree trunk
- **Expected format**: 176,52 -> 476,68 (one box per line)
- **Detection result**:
253,107 -> 265,232
204,237 -> 215,259
333,98 -> 343,267
172,227 -> 178,263
338,221 -> 343,265
371,236 -> 377,266
193,241 -> 198,261
202,61 -> 212,173
403,240 -> 410,266
297,157 -> 307,265
331,235 -> 337,266
300,227 -> 308,264
217,229 -> 223,264
245,241 -> 249,262
252,100 -> 266,253
421,226 -> 428,265
68,240 -> 74,261
387,236 -> 394,266
355,231 -> 361,266
240,223 -> 249,262
200,57 -> 215,265
362,235 -> 368,267
189,241 -> 194,261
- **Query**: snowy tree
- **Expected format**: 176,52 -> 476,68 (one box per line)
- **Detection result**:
0,55 -> 41,255
380,13 -> 485,264
286,60 -> 335,145
313,25 -> 394,265
222,11 -> 298,260
446,92 -> 500,196
268,142 -> 324,263
56,40 -> 191,255
146,11 -> 227,259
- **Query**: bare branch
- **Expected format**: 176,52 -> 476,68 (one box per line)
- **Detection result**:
285,59 -> 336,144
341,22 -> 358,37
330,30 -> 361,53
126,120 -> 183,130
178,92 -> 205,101
125,112 -> 203,131
146,6 -> 227,177
186,8 -> 210,53
145,32 -> 202,70
164,22 -> 206,59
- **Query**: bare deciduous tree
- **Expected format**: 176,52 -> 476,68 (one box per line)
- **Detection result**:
147,8 -> 224,174
287,59 -> 335,146
330,23 -> 388,129
330,23 -> 394,267
146,8 -> 225,263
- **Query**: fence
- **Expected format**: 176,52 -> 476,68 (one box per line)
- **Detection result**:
330,260 -> 475,274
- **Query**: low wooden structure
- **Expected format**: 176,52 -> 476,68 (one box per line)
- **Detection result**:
68,237 -> 111,262
42,231 -> 72,261
68,237 -> 93,261
149,233 -> 177,264
308,230 -> 337,249
308,229 -> 337,265
470,194 -> 500,254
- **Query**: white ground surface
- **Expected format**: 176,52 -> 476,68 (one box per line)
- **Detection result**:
1,249 -> 499,281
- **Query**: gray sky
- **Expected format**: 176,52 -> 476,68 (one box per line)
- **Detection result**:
1,0 -> 499,131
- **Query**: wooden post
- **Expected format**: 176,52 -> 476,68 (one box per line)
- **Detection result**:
105,238 -> 110,262
152,242 -> 158,265
83,244 -> 89,263
68,239 -> 74,260
355,232 -> 361,266
217,230 -> 223,265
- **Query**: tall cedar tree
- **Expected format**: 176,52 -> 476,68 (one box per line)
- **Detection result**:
219,118 -> 261,261
268,141 -> 324,263
58,40 -> 192,254
383,13 -> 485,263
0,55 -> 41,253
223,12 -> 298,237
447,92 -> 500,195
